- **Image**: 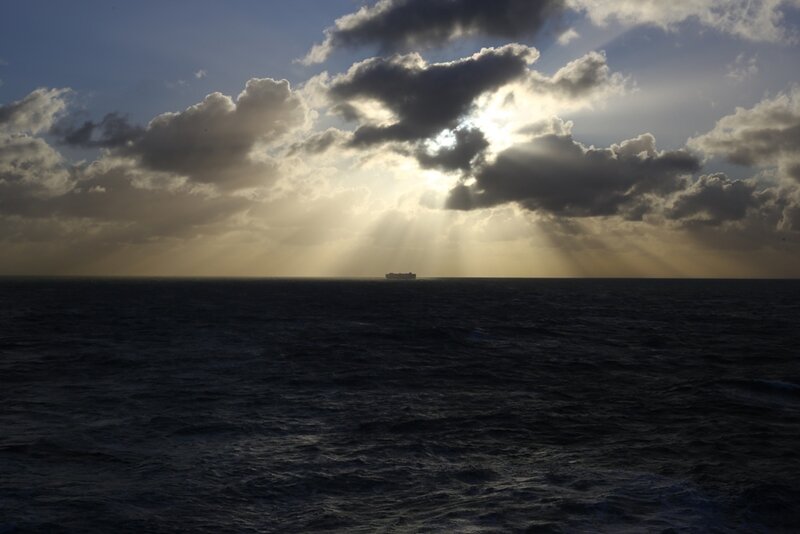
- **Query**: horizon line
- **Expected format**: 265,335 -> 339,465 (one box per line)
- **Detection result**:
1,274 -> 799,281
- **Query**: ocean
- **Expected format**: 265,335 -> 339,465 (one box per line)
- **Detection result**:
1,278 -> 799,533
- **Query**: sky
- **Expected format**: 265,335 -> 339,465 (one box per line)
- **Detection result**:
1,0 -> 800,278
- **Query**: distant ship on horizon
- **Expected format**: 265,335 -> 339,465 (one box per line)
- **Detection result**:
385,272 -> 416,280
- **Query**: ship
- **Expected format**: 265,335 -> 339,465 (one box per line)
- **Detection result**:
385,272 -> 416,280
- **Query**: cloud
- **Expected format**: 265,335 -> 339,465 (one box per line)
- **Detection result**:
0,132 -> 72,204
287,128 -> 353,156
517,116 -> 575,137
302,0 -> 565,64
302,0 -> 799,65
0,88 -> 70,134
319,48 -> 625,169
528,50 -> 627,99
572,0 -> 799,42
568,0 -> 800,43
666,173 -> 758,226
52,112 -> 144,149
726,53 -> 759,82
446,130 -> 701,217
689,87 -> 800,179
659,180 -> 800,255
416,126 -> 489,172
773,185 -> 800,232
195,69 -> 207,79
0,162 -> 256,244
56,161 -> 252,238
557,28 -> 580,45
0,84 -> 311,245
0,89 -> 75,200
124,78 -> 308,190
328,44 -> 538,145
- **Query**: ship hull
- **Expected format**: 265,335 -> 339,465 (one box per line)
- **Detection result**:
385,273 -> 416,280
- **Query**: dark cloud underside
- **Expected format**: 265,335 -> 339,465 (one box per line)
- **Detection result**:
447,133 -> 701,218
329,44 -> 537,145
53,113 -> 144,149
305,0 -> 564,63
666,173 -> 758,226
416,126 -> 488,171
124,78 -> 306,190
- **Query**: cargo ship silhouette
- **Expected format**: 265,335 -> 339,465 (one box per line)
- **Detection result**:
385,272 -> 416,280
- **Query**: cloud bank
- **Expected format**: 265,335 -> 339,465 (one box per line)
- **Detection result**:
0,80 -> 313,248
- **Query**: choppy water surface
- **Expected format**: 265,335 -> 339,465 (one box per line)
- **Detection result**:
1,278 -> 799,533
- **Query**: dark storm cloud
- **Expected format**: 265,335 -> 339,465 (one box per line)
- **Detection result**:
446,132 -> 701,217
666,173 -> 758,226
125,78 -> 307,190
329,44 -> 538,145
303,0 -> 565,64
416,126 -> 488,171
53,113 -> 144,149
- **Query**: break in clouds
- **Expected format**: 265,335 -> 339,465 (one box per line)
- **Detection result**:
1,0 -> 800,274
304,46 -> 626,176
442,97 -> 800,235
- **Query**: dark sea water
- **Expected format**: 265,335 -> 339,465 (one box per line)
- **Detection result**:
1,278 -> 799,533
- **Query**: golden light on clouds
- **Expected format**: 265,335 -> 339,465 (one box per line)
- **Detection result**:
1,0 -> 799,278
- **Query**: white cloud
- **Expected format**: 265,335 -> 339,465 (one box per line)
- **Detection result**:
726,53 -> 759,82
0,131 -> 72,198
528,50 -> 628,100
689,87 -> 800,180
568,0 -> 799,43
0,87 -> 70,134
557,28 -> 580,45
194,69 -> 207,79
